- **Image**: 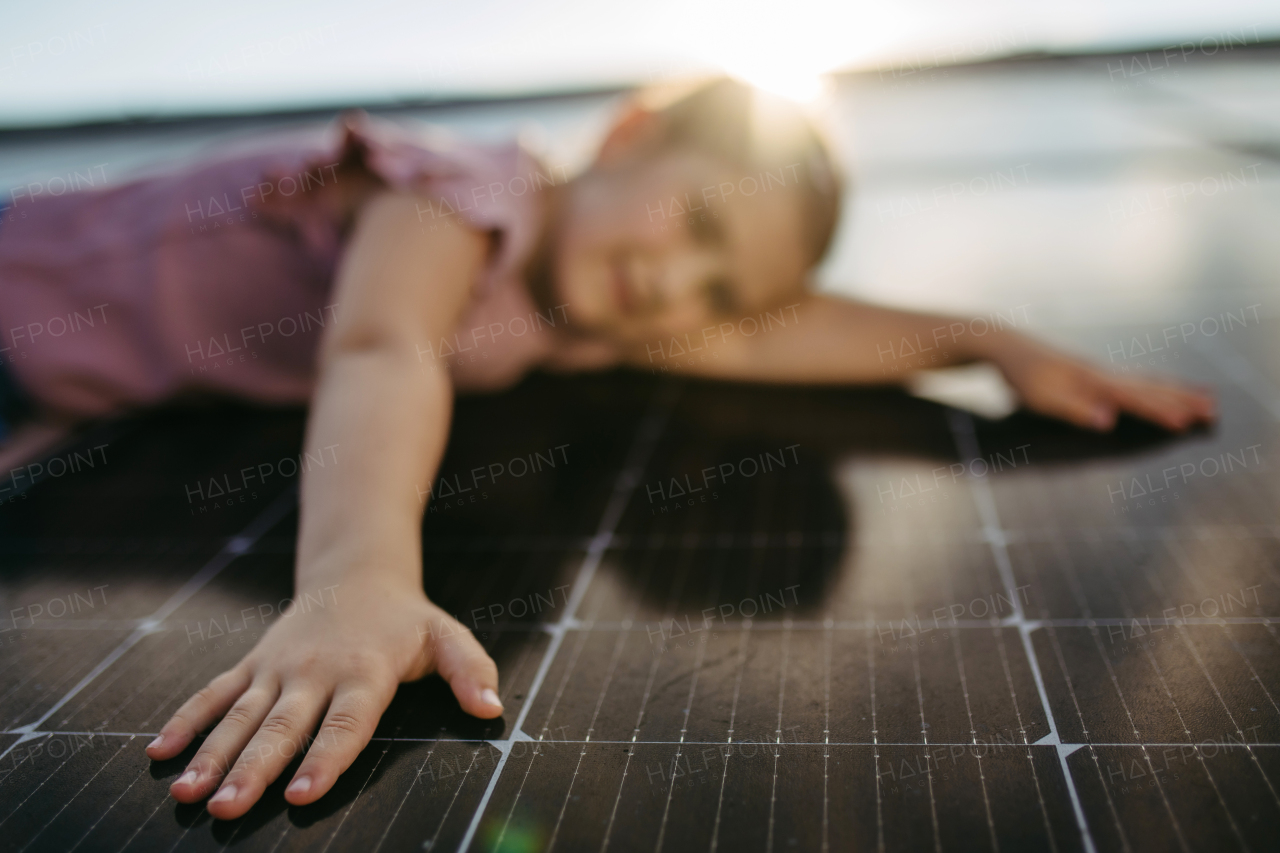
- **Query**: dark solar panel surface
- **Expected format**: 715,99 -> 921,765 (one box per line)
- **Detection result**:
2,332 -> 1278,852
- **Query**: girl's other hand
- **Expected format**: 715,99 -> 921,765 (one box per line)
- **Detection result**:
990,334 -> 1216,432
144,585 -> 502,820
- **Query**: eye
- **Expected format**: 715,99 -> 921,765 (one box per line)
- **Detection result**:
703,277 -> 738,316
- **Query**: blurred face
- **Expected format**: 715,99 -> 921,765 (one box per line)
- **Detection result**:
548,149 -> 810,348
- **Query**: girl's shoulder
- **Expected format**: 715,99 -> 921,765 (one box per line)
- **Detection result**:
336,112 -> 551,295
3,113 -> 551,267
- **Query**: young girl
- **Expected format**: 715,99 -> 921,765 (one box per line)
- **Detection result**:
0,78 -> 1213,819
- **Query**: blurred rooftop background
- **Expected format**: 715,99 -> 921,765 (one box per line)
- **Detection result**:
2,0 -> 1279,127
2,1 -> 1278,348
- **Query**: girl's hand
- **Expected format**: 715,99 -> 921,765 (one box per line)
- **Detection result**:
988,334 -> 1216,432
144,583 -> 503,820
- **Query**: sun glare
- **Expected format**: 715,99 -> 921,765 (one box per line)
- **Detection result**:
727,61 -> 828,104
674,1 -> 914,105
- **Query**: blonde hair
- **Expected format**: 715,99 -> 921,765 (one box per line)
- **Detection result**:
637,77 -> 843,265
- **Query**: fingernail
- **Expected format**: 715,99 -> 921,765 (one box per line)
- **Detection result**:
287,776 -> 311,796
209,784 -> 237,805
1091,406 -> 1112,429
176,770 -> 198,786
147,735 -> 165,751
481,688 -> 503,710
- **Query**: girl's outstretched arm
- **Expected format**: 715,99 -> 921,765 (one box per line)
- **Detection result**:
639,293 -> 1215,432
145,192 -> 502,819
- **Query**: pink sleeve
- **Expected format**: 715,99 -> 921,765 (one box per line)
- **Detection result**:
292,111 -> 547,294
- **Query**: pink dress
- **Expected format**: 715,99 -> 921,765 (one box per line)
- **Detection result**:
0,112 -> 597,417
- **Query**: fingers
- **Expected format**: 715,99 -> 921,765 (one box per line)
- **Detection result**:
284,681 -> 396,806
147,667 -> 252,761
169,678 -> 279,804
1107,379 -> 1216,431
1065,394 -> 1117,431
1025,375 -> 1116,431
204,686 -> 329,820
432,617 -> 503,719
1025,362 -> 1217,433
1187,389 -> 1216,421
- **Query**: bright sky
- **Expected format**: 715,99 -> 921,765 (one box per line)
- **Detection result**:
1,0 -> 1277,126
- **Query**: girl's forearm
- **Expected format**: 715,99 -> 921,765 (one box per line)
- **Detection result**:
295,345 -> 451,593
645,294 -> 1020,384
788,296 -> 1012,378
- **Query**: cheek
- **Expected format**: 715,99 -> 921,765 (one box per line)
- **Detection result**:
555,209 -> 606,276
553,238 -> 612,326
554,241 -> 596,301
